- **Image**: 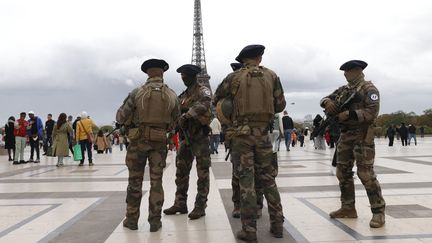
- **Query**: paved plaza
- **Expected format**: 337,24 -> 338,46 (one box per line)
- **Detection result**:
1,137 -> 432,243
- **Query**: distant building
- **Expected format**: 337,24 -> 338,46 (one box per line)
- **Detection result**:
303,114 -> 313,128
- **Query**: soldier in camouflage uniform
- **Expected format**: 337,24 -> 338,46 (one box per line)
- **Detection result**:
215,45 -> 286,241
321,60 -> 386,228
163,64 -> 212,220
217,62 -> 264,219
116,59 -> 180,232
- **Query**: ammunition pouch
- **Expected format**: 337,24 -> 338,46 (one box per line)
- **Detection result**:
127,128 -> 140,141
225,125 -> 251,140
143,126 -> 167,142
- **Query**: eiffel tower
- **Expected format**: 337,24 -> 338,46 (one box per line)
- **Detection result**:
191,0 -> 210,88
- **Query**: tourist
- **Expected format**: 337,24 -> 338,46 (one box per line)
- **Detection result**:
27,111 -> 44,163
52,113 -> 73,167
94,130 -> 108,154
4,116 -> 16,161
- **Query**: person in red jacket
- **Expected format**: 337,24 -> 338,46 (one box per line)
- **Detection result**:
13,112 -> 28,164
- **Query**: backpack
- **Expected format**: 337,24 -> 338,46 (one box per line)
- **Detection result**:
232,66 -> 275,123
134,81 -> 177,126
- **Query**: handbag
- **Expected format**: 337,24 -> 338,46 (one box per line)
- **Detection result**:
79,121 -> 94,143
73,144 -> 83,161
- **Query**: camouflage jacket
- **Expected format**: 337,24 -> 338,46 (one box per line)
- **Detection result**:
320,76 -> 380,129
179,82 -> 212,128
116,77 -> 180,131
214,64 -> 286,125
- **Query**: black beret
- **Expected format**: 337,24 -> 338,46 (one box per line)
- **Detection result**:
339,60 -> 368,71
235,44 -> 265,63
230,63 -> 244,71
176,64 -> 201,76
141,59 -> 169,73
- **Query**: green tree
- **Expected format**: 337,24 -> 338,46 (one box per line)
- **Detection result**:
99,125 -> 114,133
376,108 -> 432,134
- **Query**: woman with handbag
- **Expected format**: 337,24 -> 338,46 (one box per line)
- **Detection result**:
94,130 -> 108,154
52,113 -> 73,167
75,111 -> 97,166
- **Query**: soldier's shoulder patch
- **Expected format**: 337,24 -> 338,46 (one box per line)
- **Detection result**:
367,91 -> 379,103
200,86 -> 212,96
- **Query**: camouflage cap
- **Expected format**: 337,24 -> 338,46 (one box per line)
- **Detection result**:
141,59 -> 169,73
339,60 -> 368,71
176,64 -> 201,76
235,44 -> 265,63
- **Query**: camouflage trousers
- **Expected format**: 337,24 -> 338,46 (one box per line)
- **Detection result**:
231,145 -> 264,210
125,139 -> 167,224
174,135 -> 211,209
232,127 -> 284,233
336,129 -> 386,214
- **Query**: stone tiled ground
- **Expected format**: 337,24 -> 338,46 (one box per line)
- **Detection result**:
1,136 -> 432,242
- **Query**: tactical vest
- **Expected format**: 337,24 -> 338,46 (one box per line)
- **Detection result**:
180,85 -> 212,126
340,80 -> 378,128
232,66 -> 275,124
134,80 -> 177,127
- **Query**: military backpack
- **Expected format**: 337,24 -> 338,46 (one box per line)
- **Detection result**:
134,81 -> 177,126
232,66 -> 275,124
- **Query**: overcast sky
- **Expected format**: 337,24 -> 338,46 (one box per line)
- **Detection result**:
1,0 -> 431,125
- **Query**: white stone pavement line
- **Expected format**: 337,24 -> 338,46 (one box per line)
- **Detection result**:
37,197 -> 106,243
0,204 -> 61,238
296,197 -> 432,241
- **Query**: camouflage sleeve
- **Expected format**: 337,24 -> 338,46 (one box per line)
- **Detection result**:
186,86 -> 212,118
354,85 -> 380,123
320,86 -> 345,107
116,91 -> 136,125
273,75 -> 286,113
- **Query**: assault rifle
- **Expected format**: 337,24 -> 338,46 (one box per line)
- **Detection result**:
311,91 -> 356,138
176,118 -> 191,147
